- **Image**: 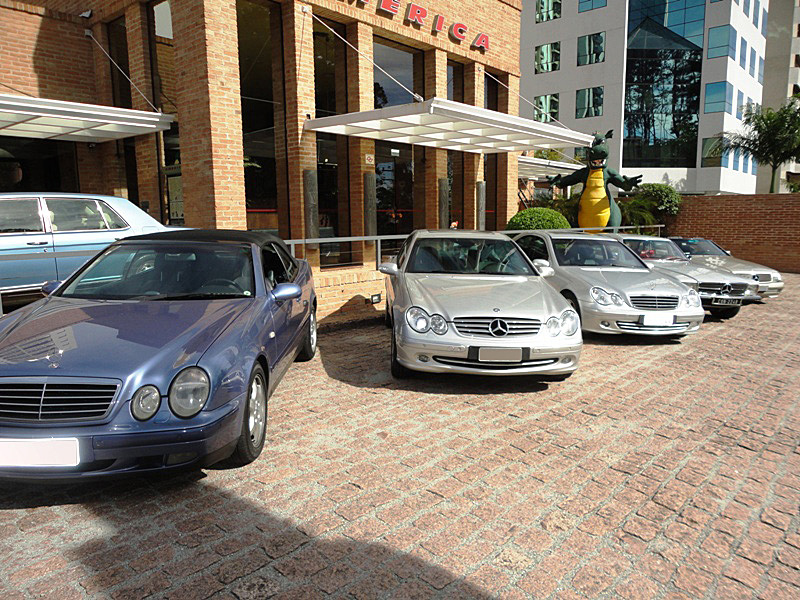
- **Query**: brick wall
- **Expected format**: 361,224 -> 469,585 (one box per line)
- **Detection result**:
670,194 -> 800,274
315,266 -> 387,328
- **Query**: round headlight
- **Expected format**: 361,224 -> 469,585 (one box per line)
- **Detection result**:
130,385 -> 161,421
168,367 -> 210,418
590,287 -> 611,305
430,314 -> 448,335
406,307 -> 431,333
545,316 -> 561,336
560,310 -> 580,336
683,288 -> 701,307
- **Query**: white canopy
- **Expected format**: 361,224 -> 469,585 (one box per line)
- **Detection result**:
518,155 -> 583,180
0,94 -> 173,143
304,97 -> 594,154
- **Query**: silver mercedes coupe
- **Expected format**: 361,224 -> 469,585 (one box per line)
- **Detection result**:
514,231 -> 705,336
605,234 -> 759,319
378,230 -> 582,378
670,237 -> 784,298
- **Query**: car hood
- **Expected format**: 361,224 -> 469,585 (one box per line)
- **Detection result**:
562,267 -> 687,297
403,274 -> 565,319
648,260 -> 743,284
0,296 -> 250,378
688,255 -> 777,276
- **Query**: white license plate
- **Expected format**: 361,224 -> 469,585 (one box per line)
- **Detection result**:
0,438 -> 80,467
712,298 -> 741,306
478,347 -> 522,362
642,313 -> 674,327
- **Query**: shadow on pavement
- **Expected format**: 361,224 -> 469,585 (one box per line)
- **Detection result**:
316,323 -> 552,395
0,472 -> 494,599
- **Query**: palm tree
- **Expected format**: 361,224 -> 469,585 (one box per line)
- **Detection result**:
721,98 -> 800,193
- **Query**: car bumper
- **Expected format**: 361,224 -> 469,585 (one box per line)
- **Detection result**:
0,398 -> 242,481
699,293 -> 747,309
757,281 -> 784,298
580,304 -> 705,336
396,328 -> 581,376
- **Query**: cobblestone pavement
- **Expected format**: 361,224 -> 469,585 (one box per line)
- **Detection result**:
2,276 -> 800,600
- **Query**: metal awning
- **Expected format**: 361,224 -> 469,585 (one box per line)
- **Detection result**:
518,155 -> 583,180
0,94 -> 173,143
304,97 -> 594,153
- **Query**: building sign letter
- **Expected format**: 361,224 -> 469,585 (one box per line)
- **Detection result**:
432,14 -> 445,33
472,33 -> 489,51
378,0 -> 400,15
405,3 -> 427,25
449,22 -> 467,42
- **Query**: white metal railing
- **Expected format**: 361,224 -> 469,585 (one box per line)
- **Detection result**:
285,225 -> 666,269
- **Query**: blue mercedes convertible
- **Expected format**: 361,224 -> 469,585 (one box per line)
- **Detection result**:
0,229 -> 316,480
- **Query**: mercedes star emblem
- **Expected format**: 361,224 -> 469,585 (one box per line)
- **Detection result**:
489,319 -> 509,337
492,307 -> 500,312
721,283 -> 733,295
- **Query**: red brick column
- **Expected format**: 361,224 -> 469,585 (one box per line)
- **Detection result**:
347,20 -> 375,264
497,72 -> 520,228
125,2 -> 162,221
423,48 -> 448,230
463,63 -> 485,230
172,0 -> 246,229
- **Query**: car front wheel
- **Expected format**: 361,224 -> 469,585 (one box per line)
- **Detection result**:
296,311 -> 317,361
231,364 -> 268,466
390,329 -> 412,379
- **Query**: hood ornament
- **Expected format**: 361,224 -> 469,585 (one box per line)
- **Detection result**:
489,319 -> 509,337
492,308 -> 500,313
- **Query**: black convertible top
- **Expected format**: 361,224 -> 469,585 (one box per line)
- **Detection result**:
125,228 -> 290,251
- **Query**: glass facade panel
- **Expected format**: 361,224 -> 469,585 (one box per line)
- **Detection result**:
576,87 -> 603,118
534,42 -> 561,73
701,137 -> 723,168
758,57 -> 764,84
0,137 -> 78,193
753,1 -> 759,28
578,0 -> 607,13
534,94 -> 559,122
373,39 -> 423,108
736,90 -> 744,119
707,25 -> 736,59
743,0 -> 750,18
749,48 -> 756,76
628,0 -> 706,48
577,32 -> 605,66
535,0 -> 561,23
237,0 -> 286,234
743,152 -> 750,173
733,148 -> 740,171
739,38 -> 747,69
761,9 -> 767,37
704,82 -> 733,113
447,61 -> 464,102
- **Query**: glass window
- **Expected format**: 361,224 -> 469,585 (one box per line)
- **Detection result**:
552,239 -> 644,268
743,153 -> 750,173
708,25 -> 736,59
0,137 -> 78,193
743,0 -> 750,18
577,32 -> 605,65
701,137 -> 724,168
761,9 -> 767,37
758,57 -> 764,84
46,199 -> 108,231
407,237 -> 534,276
578,0 -> 607,13
749,48 -> 756,76
752,160 -> 757,175
262,245 -> 292,286
740,38 -> 747,69
736,90 -> 744,119
536,0 -> 561,23
535,42 -> 561,73
374,38 -> 423,108
97,202 -> 128,229
624,238 -> 685,260
447,61 -> 464,102
704,82 -> 733,113
517,236 -> 549,261
576,87 -> 603,118
0,198 -> 44,233
753,1 -> 760,28
733,148 -> 740,171
533,94 -> 559,123
722,148 -> 729,168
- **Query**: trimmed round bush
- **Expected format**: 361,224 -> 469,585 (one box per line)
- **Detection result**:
632,183 -> 682,216
506,207 -> 570,231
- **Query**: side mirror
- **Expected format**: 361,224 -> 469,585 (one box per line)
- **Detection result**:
378,262 -> 399,276
41,281 -> 62,295
684,252 -> 691,259
272,282 -> 301,303
533,259 -> 554,277
644,262 -> 654,270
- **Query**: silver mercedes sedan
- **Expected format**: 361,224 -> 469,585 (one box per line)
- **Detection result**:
670,237 -> 784,298
605,234 -> 759,319
378,230 -> 581,378
514,231 -> 705,336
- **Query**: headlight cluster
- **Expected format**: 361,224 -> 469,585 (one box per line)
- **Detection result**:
590,287 -> 626,307
746,283 -> 758,295
129,367 -> 210,421
773,272 -> 782,282
546,310 -> 580,337
682,288 -> 702,307
406,307 -> 448,335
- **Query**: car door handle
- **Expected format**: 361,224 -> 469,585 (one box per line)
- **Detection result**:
26,241 -> 49,246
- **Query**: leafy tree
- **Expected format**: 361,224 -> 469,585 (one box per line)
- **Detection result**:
632,183 -> 682,216
617,195 -> 657,228
721,98 -> 800,193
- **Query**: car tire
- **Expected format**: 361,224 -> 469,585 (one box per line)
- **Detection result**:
231,364 -> 268,466
390,328 -> 412,379
709,306 -> 741,319
296,311 -> 317,361
384,303 -> 392,328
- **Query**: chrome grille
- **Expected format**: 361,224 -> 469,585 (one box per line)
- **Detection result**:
453,317 -> 541,337
0,381 -> 119,421
616,321 -> 689,333
628,295 -> 679,310
698,283 -> 748,296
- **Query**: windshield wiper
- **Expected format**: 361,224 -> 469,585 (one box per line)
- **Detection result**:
150,293 -> 249,301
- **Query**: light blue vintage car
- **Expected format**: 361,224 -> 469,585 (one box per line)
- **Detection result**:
0,193 -> 167,308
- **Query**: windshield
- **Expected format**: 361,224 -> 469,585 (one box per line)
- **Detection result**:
552,238 -> 646,268
58,243 -> 255,300
672,238 -> 726,256
624,238 -> 686,261
407,237 -> 535,276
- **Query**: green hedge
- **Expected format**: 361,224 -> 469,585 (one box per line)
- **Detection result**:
506,207 -> 571,231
